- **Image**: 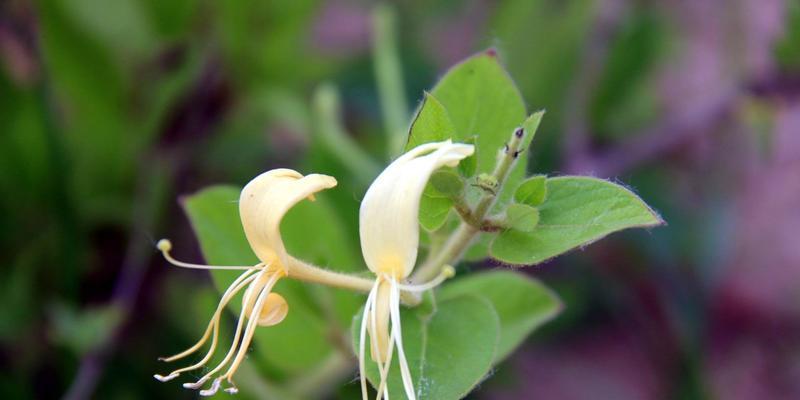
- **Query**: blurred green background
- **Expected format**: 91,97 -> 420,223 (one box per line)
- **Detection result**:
2,0 -> 800,398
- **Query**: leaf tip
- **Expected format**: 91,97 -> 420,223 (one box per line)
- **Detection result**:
647,208 -> 667,228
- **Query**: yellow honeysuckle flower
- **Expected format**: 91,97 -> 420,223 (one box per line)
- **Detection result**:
154,169 -> 336,396
358,140 -> 474,400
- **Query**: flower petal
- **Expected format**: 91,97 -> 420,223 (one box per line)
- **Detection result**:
239,169 -> 337,266
359,140 -> 474,278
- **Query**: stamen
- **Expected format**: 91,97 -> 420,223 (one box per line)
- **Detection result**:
153,372 -> 179,382
219,278 -> 274,381
370,282 -> 389,400
367,276 -> 398,400
397,265 -> 455,292
389,278 -> 416,400
360,280 -> 381,400
182,377 -> 207,390
224,381 -> 239,394
186,271 -> 266,389
158,269 -> 258,364
374,315 -> 397,400
157,239 -> 265,270
155,272 -> 258,381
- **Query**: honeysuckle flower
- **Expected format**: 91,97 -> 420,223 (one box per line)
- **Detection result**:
358,140 -> 474,400
154,169 -> 336,396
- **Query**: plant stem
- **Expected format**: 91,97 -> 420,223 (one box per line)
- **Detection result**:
313,84 -> 381,185
372,3 -> 409,158
410,128 -> 526,284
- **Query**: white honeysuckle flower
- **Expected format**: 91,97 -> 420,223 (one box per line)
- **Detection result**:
154,169 -> 336,396
358,140 -> 474,400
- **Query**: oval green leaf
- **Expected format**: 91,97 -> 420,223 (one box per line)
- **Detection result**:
490,176 -> 664,265
439,271 -> 561,362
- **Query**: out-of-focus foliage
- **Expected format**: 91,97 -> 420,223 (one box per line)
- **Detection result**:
2,0 -> 799,399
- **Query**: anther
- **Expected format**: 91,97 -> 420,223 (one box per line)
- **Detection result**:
153,373 -> 179,382
157,239 -> 172,252
224,385 -> 239,394
183,377 -> 208,389
199,378 -> 222,396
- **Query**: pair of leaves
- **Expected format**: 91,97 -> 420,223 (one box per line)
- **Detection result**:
407,51 -> 531,232
353,270 -> 561,400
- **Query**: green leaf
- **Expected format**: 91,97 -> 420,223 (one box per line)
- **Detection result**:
430,50 -> 526,172
405,92 -> 455,150
353,295 -> 499,400
456,135 -> 478,177
182,185 -> 361,375
514,175 -> 547,206
429,169 -> 464,198
405,93 -> 460,231
418,185 -> 453,232
405,52 -> 534,254
505,203 -> 540,233
407,51 -> 528,194
439,271 -> 561,362
182,186 -> 256,265
491,176 -> 664,265
417,169 -> 466,232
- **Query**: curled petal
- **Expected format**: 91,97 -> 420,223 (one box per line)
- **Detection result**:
245,292 -> 289,327
239,169 -> 337,266
359,140 -> 474,278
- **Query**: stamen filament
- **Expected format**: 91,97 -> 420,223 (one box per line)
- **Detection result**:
360,280 -> 381,400
195,272 -> 281,396
374,309 -> 396,400
220,276 -> 275,381
370,280 -> 391,400
184,271 -> 265,390
154,271 -> 258,380
157,239 -> 264,270
396,265 -> 454,292
158,269 -> 259,363
389,278 -> 416,400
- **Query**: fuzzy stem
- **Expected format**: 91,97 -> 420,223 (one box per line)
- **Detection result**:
286,256 -> 419,304
410,128 -> 526,285
372,3 -> 409,158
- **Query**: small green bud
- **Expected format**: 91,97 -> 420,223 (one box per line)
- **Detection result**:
476,173 -> 499,194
